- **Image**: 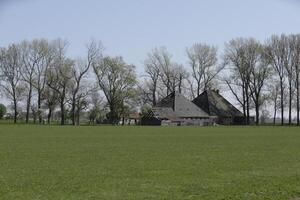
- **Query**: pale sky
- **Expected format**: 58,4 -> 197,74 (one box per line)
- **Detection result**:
1,0 -> 300,116
1,0 -> 300,74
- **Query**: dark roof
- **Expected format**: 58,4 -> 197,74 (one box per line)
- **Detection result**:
192,90 -> 243,117
153,92 -> 209,119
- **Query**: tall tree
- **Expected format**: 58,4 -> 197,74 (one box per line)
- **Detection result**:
93,56 -> 137,124
70,41 -> 101,125
0,44 -> 24,123
20,40 -> 45,123
172,63 -> 189,94
224,38 -> 253,124
268,79 -> 281,125
43,85 -> 58,124
152,47 -> 173,95
290,34 -> 300,125
283,36 -> 293,125
46,39 -> 72,125
31,39 -> 54,124
265,35 -> 290,125
144,49 -> 161,105
187,43 -> 222,98
247,41 -> 270,124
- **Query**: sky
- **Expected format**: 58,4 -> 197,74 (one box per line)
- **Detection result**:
1,0 -> 300,75
1,0 -> 300,116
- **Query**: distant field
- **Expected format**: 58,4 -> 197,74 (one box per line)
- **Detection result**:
0,125 -> 300,200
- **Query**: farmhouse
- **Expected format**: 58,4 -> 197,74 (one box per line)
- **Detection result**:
192,90 -> 245,125
141,92 -> 211,126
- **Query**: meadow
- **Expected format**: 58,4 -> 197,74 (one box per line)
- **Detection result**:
0,125 -> 300,200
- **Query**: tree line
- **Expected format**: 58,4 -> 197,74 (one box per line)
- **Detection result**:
1,34 -> 300,125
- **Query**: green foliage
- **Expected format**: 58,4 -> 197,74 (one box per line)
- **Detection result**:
0,104 -> 6,119
93,56 -> 137,124
0,126 -> 300,200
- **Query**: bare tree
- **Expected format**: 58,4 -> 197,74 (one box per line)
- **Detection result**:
152,47 -> 173,95
265,35 -> 290,125
20,40 -> 45,123
224,38 -> 253,124
187,43 -> 222,97
247,41 -> 271,124
268,80 -> 281,125
43,85 -> 58,124
144,47 -> 187,103
144,50 -> 161,105
46,40 -> 72,125
32,39 -> 54,124
284,36 -> 294,125
173,63 -> 189,94
290,34 -> 300,125
70,41 -> 102,125
148,47 -> 189,96
0,44 -> 24,123
30,104 -> 38,124
4,34 -> 300,126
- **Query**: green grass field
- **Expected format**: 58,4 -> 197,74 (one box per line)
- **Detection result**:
1,125 -> 300,200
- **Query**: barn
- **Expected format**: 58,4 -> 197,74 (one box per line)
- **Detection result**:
141,92 -> 211,126
192,90 -> 246,125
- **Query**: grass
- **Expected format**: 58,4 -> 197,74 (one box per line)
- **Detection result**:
0,125 -> 300,200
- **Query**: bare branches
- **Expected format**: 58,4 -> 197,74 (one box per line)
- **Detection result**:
187,43 -> 221,96
265,34 -> 293,125
1,33 -> 300,125
0,44 -> 24,123
69,41 -> 103,125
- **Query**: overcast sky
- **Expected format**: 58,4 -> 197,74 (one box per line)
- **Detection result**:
1,0 -> 300,114
1,0 -> 300,73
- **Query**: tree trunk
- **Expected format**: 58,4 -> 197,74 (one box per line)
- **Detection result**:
178,77 -> 182,94
75,102 -> 80,125
280,79 -> 284,126
109,104 -> 116,124
47,106 -> 52,125
197,80 -> 201,96
60,98 -> 65,125
122,117 -> 125,126
245,86 -> 250,125
38,90 -> 42,124
33,114 -> 37,124
289,80 -> 292,125
13,97 -> 17,124
76,108 -> 80,125
273,103 -> 277,125
297,74 -> 300,126
255,102 -> 259,125
243,107 -> 246,125
152,81 -> 157,106
25,84 -> 32,124
242,85 -> 246,125
152,90 -> 156,106
71,94 -> 76,125
167,79 -> 171,95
